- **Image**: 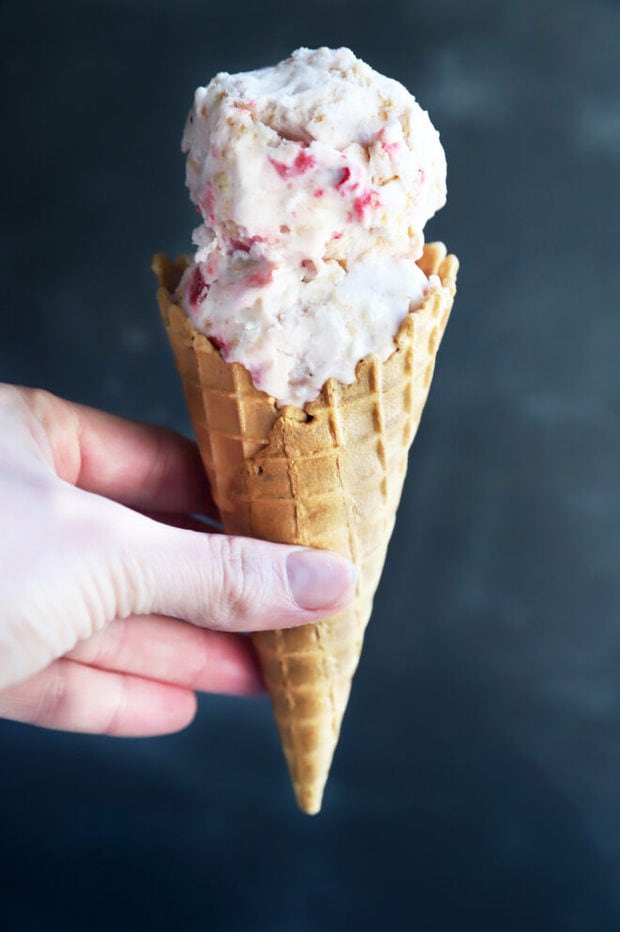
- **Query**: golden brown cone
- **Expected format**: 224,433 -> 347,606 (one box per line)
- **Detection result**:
153,243 -> 458,814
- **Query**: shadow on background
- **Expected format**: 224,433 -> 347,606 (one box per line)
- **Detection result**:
2,0 -> 620,929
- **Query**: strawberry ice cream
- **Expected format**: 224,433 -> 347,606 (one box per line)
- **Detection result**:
175,46 -> 447,407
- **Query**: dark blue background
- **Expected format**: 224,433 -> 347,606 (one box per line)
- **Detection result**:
2,1 -> 620,929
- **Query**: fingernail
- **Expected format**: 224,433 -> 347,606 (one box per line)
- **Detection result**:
286,550 -> 357,611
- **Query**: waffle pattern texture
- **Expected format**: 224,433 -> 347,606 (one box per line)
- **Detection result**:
154,243 -> 458,814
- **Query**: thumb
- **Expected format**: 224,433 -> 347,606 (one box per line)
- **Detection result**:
120,519 -> 358,632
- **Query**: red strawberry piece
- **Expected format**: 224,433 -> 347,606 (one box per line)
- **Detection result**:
200,183 -> 216,223
189,267 -> 209,306
351,190 -> 381,221
246,265 -> 274,287
269,147 -> 316,179
335,166 -> 351,188
208,335 -> 228,353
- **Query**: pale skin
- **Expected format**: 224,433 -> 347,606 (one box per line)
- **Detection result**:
0,385 -> 356,738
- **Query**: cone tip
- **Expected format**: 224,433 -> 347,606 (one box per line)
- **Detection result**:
296,795 -> 322,816
294,780 -> 326,816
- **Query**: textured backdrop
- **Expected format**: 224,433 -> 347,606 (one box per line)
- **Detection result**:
1,1 -> 620,929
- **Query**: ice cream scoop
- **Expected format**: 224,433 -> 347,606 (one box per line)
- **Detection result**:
175,46 -> 447,407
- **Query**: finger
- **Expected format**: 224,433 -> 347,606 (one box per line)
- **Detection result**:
65,615 -> 263,696
139,511 -> 223,533
20,387 -> 218,518
0,658 -> 198,737
126,522 -> 359,632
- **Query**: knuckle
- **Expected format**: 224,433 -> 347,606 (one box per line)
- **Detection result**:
102,678 -> 128,737
35,664 -> 69,727
211,535 -> 267,627
20,386 -> 56,416
184,637 -> 213,690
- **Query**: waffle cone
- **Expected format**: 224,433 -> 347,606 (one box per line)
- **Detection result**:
153,243 -> 458,814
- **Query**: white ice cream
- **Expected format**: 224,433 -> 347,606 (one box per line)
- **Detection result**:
176,46 -> 447,407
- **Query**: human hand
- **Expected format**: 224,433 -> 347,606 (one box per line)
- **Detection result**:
0,385 -> 356,737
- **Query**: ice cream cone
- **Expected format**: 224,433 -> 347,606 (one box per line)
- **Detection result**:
153,242 -> 458,814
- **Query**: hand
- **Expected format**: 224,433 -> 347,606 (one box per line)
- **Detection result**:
0,385 -> 356,737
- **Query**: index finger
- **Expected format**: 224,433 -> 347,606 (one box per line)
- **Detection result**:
21,387 -> 218,518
